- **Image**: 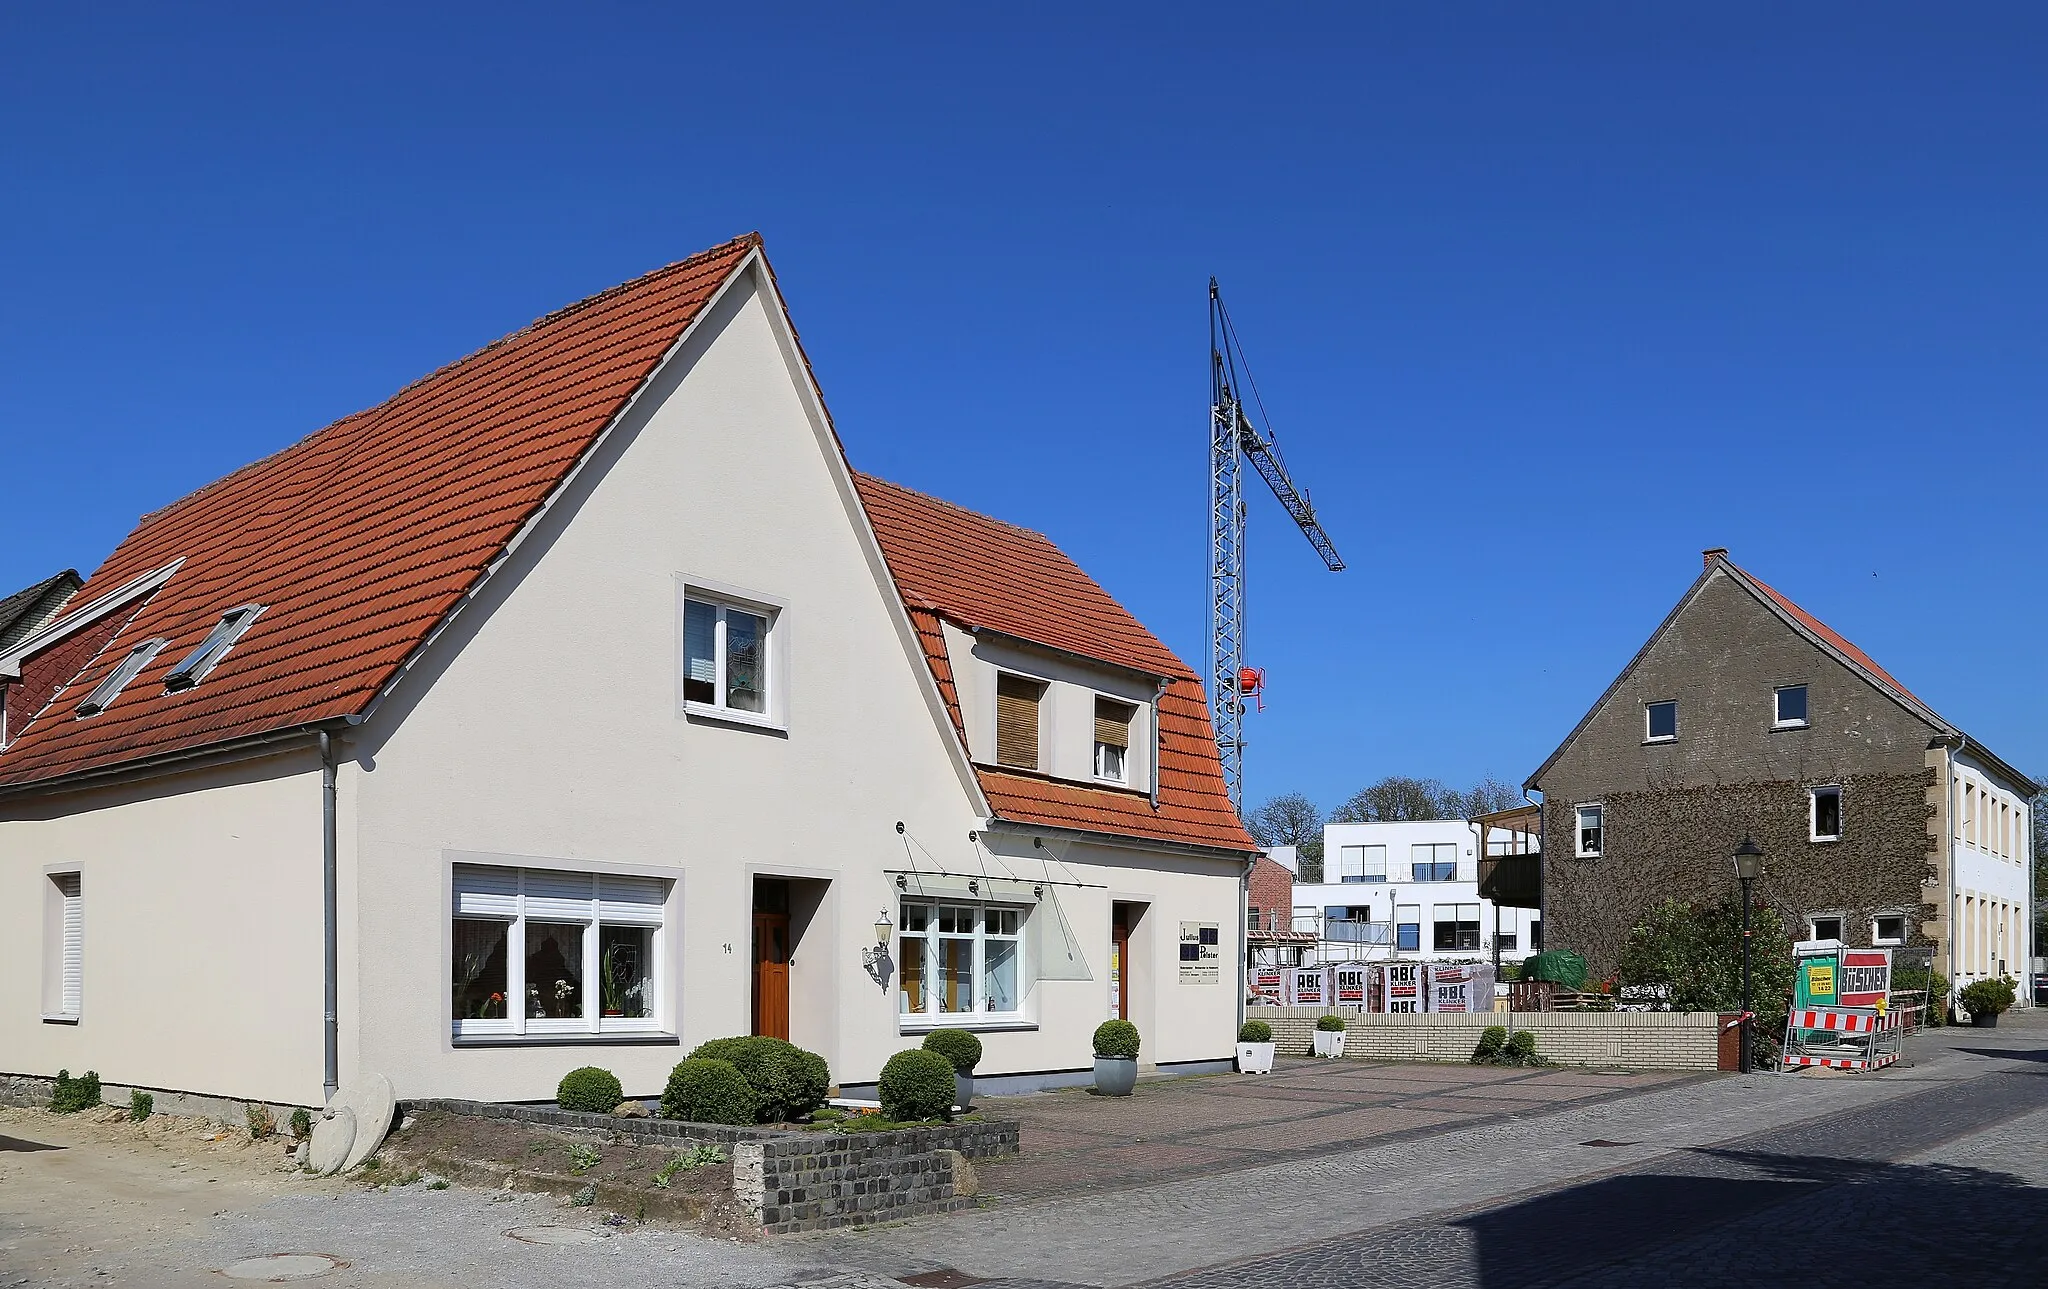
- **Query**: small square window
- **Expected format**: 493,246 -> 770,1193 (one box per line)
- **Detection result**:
1646,701 -> 1677,741
1873,916 -> 1906,946
1809,916 -> 1843,942
682,592 -> 776,720
1774,684 -> 1808,727
1575,804 -> 1604,857
1810,786 -> 1842,841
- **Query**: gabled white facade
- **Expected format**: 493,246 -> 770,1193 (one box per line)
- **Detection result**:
1293,820 -> 1540,967
0,254 -> 1245,1109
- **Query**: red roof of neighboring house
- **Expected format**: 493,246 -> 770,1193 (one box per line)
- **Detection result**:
855,473 -> 1257,855
0,234 -> 760,788
1743,572 -> 1920,703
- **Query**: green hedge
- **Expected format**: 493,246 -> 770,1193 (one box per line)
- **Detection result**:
878,1049 -> 956,1121
1093,1020 -> 1140,1060
686,1037 -> 829,1123
921,1028 -> 983,1075
556,1066 -> 624,1113
659,1058 -> 758,1125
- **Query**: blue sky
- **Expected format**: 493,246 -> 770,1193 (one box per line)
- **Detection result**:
3,5 -> 2043,807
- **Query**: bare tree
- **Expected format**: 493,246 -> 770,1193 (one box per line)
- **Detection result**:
1448,777 -> 1525,818
1245,792 -> 1325,881
1330,776 -> 1453,823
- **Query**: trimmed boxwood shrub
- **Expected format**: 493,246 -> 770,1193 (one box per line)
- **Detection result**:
1316,1013 -> 1347,1032
1959,977 -> 2017,1017
50,1069 -> 101,1114
1093,1020 -> 1140,1060
879,1049 -> 957,1121
1506,1030 -> 1540,1064
1471,1025 -> 1507,1064
557,1065 -> 624,1113
686,1037 -> 830,1123
1238,1020 -> 1273,1044
921,1028 -> 983,1075
660,1058 -> 758,1125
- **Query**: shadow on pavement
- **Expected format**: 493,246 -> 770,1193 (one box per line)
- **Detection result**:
1950,1046 -> 2048,1066
1454,1150 -> 2048,1288
0,1135 -> 64,1152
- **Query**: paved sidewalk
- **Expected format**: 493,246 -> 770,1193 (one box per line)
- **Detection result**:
969,1059 -> 1698,1199
804,1019 -> 2048,1286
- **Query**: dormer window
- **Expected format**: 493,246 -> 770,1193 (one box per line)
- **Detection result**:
995,673 -> 1044,770
76,638 -> 169,716
164,605 -> 263,692
1094,697 -> 1135,782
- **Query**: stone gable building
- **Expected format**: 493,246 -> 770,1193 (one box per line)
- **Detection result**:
1526,549 -> 2034,997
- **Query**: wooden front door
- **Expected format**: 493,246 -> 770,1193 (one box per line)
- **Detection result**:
752,911 -> 790,1040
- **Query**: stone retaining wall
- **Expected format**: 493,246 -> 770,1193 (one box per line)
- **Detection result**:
1247,1007 -> 1724,1071
405,1098 -> 1018,1233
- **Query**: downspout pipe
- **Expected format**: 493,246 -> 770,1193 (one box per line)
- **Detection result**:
319,731 -> 339,1104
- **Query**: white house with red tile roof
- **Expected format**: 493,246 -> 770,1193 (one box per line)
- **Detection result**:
0,237 -> 1257,1112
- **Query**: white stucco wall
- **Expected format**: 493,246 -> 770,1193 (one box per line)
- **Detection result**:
341,259 -> 1242,1102
1947,751 -> 2034,992
1302,819 -> 1538,965
0,753 -> 326,1105
945,622 -> 1158,792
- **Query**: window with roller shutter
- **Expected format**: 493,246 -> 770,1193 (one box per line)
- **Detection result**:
1093,697 -> 1135,782
43,871 -> 82,1021
995,674 -> 1043,769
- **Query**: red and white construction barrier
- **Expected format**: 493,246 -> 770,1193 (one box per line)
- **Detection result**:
1780,1006 -> 1902,1071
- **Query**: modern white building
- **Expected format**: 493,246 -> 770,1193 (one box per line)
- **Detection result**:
1279,820 -> 1541,968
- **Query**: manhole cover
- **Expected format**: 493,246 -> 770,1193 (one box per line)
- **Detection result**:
221,1253 -> 349,1280
507,1225 -> 603,1245
1580,1139 -> 1640,1148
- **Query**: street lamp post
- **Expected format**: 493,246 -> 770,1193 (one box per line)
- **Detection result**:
1732,837 -> 1765,1073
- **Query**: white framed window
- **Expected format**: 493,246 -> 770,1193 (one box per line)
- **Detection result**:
1575,804 -> 1604,857
1774,684 -> 1809,728
897,900 -> 1025,1022
1395,904 -> 1421,952
679,582 -> 781,727
1645,700 -> 1677,742
1410,843 -> 1457,881
1337,844 -> 1387,884
1810,786 -> 1842,842
42,871 -> 83,1022
1873,915 -> 1906,946
451,864 -> 667,1039
1808,914 -> 1843,943
1093,697 -> 1135,782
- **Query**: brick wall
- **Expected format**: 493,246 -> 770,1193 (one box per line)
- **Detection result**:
1248,854 -> 1294,932
1247,1005 -> 1723,1071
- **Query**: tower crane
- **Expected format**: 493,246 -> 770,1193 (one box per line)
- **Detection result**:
1208,279 -> 1345,809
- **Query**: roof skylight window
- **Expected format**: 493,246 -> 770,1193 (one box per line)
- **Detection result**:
164,605 -> 264,693
75,639 -> 169,717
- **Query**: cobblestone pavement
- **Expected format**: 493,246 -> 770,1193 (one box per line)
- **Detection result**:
969,1060 -> 1698,1199
803,1018 -> 2048,1287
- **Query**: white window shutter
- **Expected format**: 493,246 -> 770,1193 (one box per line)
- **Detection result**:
453,865 -> 519,917
598,874 -> 664,923
57,873 -> 82,1016
523,869 -> 597,921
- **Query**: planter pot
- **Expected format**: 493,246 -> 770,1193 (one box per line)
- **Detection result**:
1236,1041 -> 1276,1075
1093,1056 -> 1137,1096
1972,1011 -> 2000,1028
1313,1029 -> 1347,1058
954,1071 -> 974,1110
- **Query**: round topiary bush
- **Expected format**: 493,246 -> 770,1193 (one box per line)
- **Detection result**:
1093,1019 -> 1140,1060
1506,1030 -> 1540,1065
556,1065 -> 625,1113
660,1058 -> 758,1125
1472,1025 -> 1507,1064
1238,1020 -> 1273,1044
687,1037 -> 830,1123
878,1049 -> 957,1122
1316,1013 -> 1347,1032
921,1028 -> 983,1075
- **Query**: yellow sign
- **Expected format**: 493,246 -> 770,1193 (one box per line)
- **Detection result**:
1806,964 -> 1835,996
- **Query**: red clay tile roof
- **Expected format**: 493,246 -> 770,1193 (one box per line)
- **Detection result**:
854,473 -> 1257,855
0,234 -> 760,788
1742,570 -> 1921,703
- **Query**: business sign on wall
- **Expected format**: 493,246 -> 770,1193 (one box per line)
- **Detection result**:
1178,922 -> 1221,984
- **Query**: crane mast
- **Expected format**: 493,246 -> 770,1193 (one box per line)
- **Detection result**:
1209,280 -> 1344,809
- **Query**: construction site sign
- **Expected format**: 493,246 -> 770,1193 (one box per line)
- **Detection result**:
1838,948 -> 1892,1011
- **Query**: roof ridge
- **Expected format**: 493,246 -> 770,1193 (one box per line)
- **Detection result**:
852,470 -> 1054,545
134,233 -> 763,531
